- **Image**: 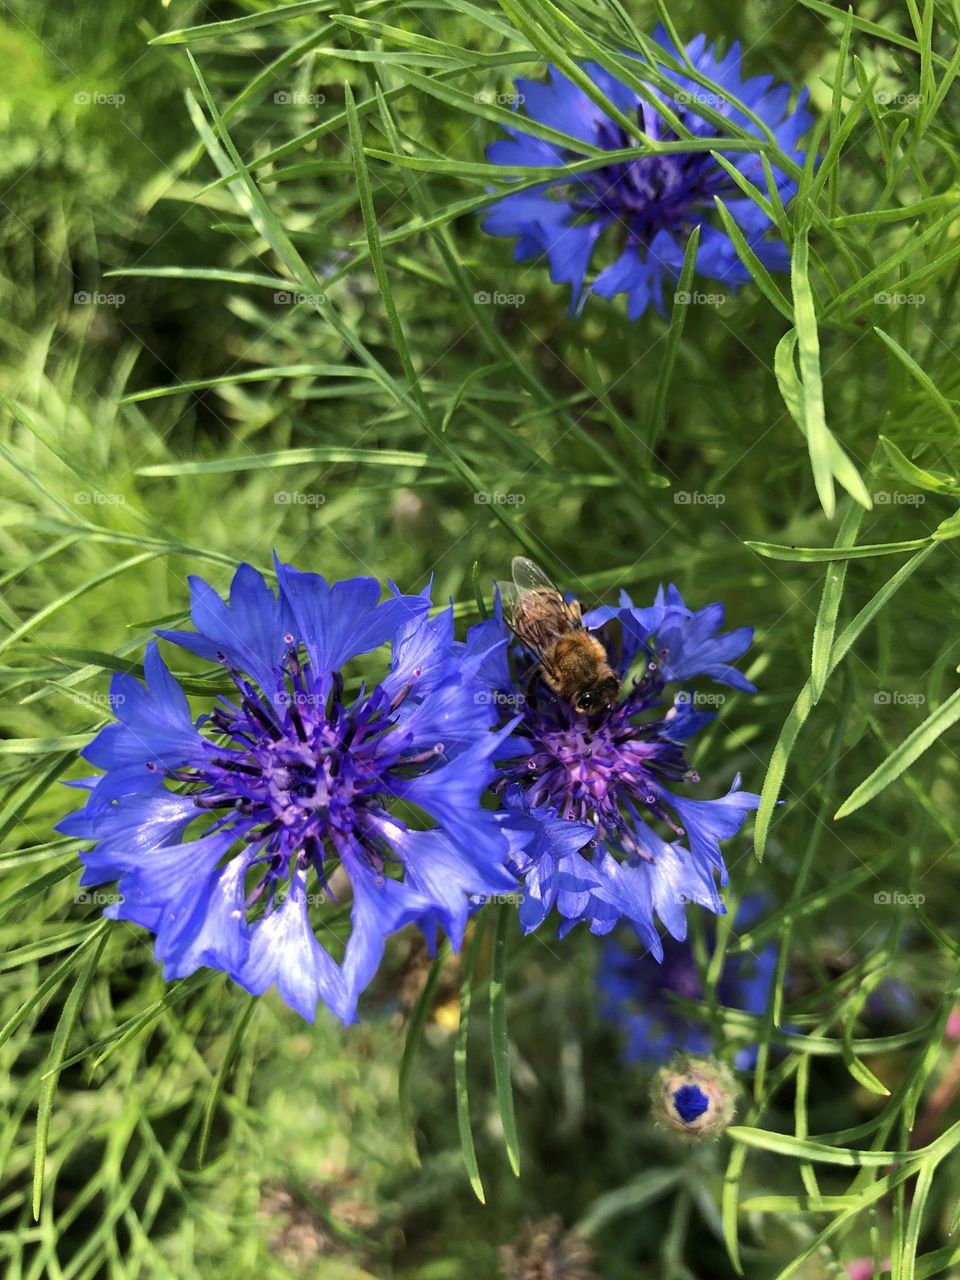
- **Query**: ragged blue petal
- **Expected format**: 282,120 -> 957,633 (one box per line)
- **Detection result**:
234,870 -> 347,1023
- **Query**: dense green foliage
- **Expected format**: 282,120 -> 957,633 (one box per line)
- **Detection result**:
2,1 -> 960,1276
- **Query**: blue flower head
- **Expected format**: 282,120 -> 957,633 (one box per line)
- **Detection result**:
481,27 -> 812,317
58,561 -> 517,1024
597,897 -> 775,1068
468,581 -> 760,953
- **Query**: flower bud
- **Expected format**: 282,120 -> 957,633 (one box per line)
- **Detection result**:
651,1054 -> 738,1138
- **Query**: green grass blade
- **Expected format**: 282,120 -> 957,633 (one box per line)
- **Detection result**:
791,231 -> 835,517
647,225 -> 700,465
33,928 -> 109,1218
398,942 -> 450,1164
836,686 -> 960,819
454,919 -> 487,1203
489,903 -> 520,1177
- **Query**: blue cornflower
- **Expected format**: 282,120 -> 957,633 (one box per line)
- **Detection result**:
467,583 -> 759,952
597,898 -> 775,1068
58,561 -> 517,1024
481,26 -> 812,317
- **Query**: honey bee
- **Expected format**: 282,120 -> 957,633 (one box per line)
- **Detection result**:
497,556 -> 620,716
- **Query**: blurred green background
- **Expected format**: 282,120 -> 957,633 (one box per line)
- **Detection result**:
1,0 -> 959,1276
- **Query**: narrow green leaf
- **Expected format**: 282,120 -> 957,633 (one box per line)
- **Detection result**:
801,0 -> 953,66
489,903 -> 520,1176
0,736 -> 90,756
873,327 -> 960,432
0,920 -> 109,1050
810,499 -> 865,700
578,1168 -> 682,1234
105,266 -> 287,288
197,999 -> 258,1168
880,436 -> 959,495
0,861 -> 78,916
137,447 -> 442,477
902,1159 -> 937,1280
840,1049 -> 891,1097
0,925 -> 93,971
714,197 -> 793,320
836,686 -> 960,818
471,562 -> 489,622
722,1143 -> 748,1275
828,195 -> 960,227
151,1 -> 337,44
754,545 -> 937,857
0,552 -> 156,656
648,225 -> 700,463
119,365 -> 375,404
774,331 -> 871,509
454,918 -> 487,1203
33,929 -> 109,1217
728,1127 -> 907,1166
791,232 -> 835,516
740,1194 -> 866,1212
398,942 -> 449,1164
747,538 -> 930,562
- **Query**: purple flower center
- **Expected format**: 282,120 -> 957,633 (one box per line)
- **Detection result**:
570,107 -> 737,240
499,659 -> 698,847
163,644 -> 436,905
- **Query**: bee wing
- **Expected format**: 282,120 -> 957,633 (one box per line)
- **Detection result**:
511,556 -> 582,627
494,558 -> 580,672
494,576 -> 522,620
511,556 -> 563,595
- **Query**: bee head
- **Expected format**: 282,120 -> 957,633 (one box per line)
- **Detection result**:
574,676 -> 620,716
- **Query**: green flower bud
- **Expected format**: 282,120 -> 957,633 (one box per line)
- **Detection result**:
651,1054 -> 738,1139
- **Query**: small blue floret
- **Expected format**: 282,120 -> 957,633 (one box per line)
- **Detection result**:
672,1083 -> 710,1123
